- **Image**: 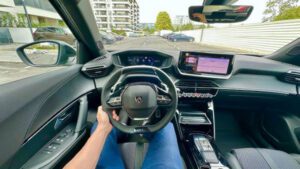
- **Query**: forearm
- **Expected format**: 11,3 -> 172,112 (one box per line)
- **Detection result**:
64,127 -> 109,169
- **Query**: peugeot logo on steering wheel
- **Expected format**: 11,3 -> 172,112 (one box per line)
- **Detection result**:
135,96 -> 143,104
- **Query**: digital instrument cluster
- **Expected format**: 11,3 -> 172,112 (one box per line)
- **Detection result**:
114,51 -> 172,68
126,55 -> 162,66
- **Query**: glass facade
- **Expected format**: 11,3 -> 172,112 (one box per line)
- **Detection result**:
0,28 -> 13,44
14,0 -> 56,12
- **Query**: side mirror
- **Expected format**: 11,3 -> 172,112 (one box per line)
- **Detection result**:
189,5 -> 253,23
16,40 -> 76,67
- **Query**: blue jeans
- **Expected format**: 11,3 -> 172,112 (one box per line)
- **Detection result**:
91,122 -> 183,169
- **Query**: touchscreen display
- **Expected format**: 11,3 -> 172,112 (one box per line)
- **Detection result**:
179,52 -> 232,75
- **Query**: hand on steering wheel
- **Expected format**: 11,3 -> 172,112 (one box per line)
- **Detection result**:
96,106 -> 119,134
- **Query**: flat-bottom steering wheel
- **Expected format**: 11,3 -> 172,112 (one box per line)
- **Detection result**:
101,66 -> 178,134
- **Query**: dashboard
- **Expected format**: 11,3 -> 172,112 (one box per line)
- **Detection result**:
82,49 -> 300,98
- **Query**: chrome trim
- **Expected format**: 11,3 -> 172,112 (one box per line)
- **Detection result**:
176,66 -> 232,79
207,101 -> 216,140
179,113 -> 211,125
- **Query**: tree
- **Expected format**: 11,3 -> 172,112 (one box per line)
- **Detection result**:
174,23 -> 194,31
263,0 -> 299,22
155,11 -> 173,31
273,6 -> 300,21
143,26 -> 155,34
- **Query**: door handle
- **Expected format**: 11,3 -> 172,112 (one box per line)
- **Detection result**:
54,112 -> 72,130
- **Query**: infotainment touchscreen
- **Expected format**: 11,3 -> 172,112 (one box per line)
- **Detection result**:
178,52 -> 234,76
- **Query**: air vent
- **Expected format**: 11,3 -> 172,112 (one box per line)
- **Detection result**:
93,56 -> 106,62
175,80 -> 218,88
281,71 -> 300,84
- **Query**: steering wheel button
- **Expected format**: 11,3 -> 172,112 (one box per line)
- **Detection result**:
107,97 -> 122,107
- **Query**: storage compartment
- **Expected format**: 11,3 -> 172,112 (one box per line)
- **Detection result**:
177,102 -> 215,139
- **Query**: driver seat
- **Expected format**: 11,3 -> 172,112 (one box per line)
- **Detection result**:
119,142 -> 187,169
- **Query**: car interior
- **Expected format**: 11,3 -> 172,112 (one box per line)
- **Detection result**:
1,0 -> 300,169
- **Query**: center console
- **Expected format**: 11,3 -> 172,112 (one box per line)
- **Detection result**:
175,79 -> 229,169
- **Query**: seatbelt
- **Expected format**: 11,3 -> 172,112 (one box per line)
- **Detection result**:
134,142 -> 144,169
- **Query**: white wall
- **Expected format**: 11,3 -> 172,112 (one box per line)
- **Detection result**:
8,28 -> 34,43
180,19 -> 300,54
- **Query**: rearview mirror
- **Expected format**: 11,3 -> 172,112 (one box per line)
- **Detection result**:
189,5 -> 253,23
17,40 -> 76,67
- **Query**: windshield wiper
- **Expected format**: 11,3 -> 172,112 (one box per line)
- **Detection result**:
237,53 -> 264,57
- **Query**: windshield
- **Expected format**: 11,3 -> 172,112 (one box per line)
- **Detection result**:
90,0 -> 300,56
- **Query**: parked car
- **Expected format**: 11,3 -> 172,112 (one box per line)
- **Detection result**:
99,31 -> 116,44
127,32 -> 145,37
168,34 -> 195,42
111,32 -> 124,41
33,27 -> 76,45
164,33 -> 177,39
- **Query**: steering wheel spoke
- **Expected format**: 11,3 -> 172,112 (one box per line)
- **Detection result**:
157,94 -> 172,105
107,96 -> 122,108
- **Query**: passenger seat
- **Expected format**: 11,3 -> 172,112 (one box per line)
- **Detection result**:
227,148 -> 300,169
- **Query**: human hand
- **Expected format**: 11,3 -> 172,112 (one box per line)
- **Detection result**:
96,106 -> 119,135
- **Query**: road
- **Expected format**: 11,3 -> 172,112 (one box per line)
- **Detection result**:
0,36 -> 243,85
105,36 -> 241,53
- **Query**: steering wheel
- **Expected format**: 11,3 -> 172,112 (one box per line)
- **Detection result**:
101,66 -> 178,134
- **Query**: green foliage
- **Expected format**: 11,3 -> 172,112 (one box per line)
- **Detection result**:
155,11 -> 173,31
263,0 -> 299,22
174,24 -> 212,31
32,22 -> 52,28
58,21 -> 66,27
0,13 -> 17,27
143,26 -> 155,34
111,28 -> 126,36
32,22 -> 63,28
0,12 -> 64,28
174,23 -> 194,31
16,14 -> 27,27
273,6 -> 300,21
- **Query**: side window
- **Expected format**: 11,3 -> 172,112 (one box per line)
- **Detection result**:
0,1 -> 76,85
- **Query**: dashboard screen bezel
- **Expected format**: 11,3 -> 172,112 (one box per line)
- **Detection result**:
178,51 -> 234,76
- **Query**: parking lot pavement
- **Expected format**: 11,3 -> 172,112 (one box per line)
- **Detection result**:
0,62 -> 62,85
105,36 -> 245,54
0,36 -> 243,85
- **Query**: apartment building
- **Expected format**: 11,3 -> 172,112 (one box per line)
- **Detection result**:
90,0 -> 139,32
173,15 -> 191,26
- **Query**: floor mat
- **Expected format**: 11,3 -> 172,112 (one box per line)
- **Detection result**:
215,110 -> 256,155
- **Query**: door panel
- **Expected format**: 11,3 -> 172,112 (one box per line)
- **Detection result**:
0,65 -> 95,168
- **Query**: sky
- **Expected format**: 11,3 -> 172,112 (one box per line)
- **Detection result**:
136,0 -> 269,24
